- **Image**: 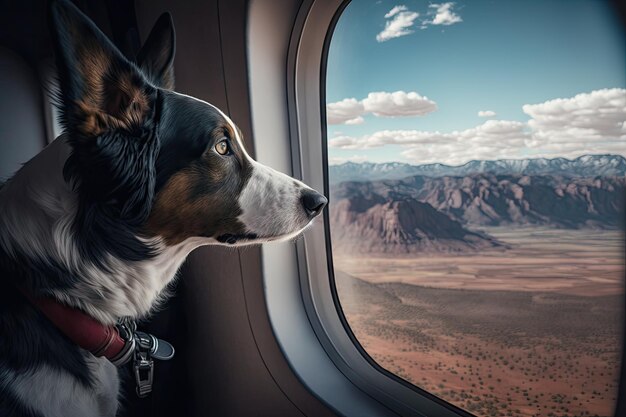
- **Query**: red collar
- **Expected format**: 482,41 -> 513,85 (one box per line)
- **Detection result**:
19,287 -> 134,366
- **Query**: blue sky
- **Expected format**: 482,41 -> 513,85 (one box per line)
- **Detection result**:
326,0 -> 626,165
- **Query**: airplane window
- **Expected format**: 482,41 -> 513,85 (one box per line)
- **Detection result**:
325,1 -> 625,416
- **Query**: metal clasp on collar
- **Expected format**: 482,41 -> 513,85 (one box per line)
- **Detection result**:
134,331 -> 156,397
114,318 -> 175,398
134,350 -> 154,398
132,330 -> 175,397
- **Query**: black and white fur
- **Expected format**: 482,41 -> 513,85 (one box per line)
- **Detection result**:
0,1 -> 327,416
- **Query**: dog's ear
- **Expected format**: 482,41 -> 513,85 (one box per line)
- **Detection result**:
49,0 -> 154,137
136,13 -> 176,90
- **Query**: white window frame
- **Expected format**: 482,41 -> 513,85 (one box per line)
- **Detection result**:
248,1 -> 472,415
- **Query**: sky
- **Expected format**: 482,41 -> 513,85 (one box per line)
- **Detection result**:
325,0 -> 626,165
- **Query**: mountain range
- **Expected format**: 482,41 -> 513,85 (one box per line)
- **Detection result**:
329,155 -> 625,255
331,174 -> 625,229
329,154 -> 626,184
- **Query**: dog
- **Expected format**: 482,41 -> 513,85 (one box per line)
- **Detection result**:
0,1 -> 327,416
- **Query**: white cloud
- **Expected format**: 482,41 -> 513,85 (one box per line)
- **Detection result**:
329,120 -> 527,153
328,119 -> 538,165
344,116 -> 365,125
329,155 -> 369,165
428,2 -> 462,26
377,7 -> 419,42
377,3 -> 462,42
328,88 -> 626,165
384,5 -> 407,18
522,88 -> 626,145
478,110 -> 497,118
326,91 -> 437,125
326,98 -> 365,125
363,91 -> 438,117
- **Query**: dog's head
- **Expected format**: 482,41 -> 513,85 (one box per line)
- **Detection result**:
49,0 -> 326,252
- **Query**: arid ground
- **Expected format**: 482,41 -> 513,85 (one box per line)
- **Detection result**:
334,227 -> 624,417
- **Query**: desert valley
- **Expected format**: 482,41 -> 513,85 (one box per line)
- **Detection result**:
329,155 -> 625,417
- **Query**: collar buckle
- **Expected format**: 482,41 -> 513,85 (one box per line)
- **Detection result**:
132,329 -> 175,397
134,351 -> 154,398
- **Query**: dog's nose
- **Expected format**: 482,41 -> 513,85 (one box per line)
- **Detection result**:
301,189 -> 328,218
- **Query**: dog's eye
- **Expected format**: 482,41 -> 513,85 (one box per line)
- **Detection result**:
215,139 -> 230,155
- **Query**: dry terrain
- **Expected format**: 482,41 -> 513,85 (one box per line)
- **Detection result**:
334,227 -> 624,417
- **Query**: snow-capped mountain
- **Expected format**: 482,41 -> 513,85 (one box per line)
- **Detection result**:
329,155 -> 626,184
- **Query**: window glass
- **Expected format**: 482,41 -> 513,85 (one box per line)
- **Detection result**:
326,1 -> 625,416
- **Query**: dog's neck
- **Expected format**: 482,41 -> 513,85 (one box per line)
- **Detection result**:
0,135 -> 202,325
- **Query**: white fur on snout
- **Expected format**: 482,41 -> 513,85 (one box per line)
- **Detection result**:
238,162 -> 314,241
